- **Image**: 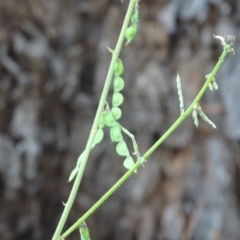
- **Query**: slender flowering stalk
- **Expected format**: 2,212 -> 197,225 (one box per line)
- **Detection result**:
60,37 -> 235,239
51,1 -> 138,239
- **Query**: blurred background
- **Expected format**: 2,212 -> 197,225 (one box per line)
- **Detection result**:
0,0 -> 240,239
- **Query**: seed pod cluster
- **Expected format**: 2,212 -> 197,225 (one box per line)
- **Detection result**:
125,7 -> 139,45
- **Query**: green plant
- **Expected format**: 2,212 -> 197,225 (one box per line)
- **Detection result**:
52,0 -> 235,238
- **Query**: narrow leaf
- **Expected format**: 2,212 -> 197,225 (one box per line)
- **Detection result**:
121,125 -> 140,157
176,72 -> 184,114
199,111 -> 217,129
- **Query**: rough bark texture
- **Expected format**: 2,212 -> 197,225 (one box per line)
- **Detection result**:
0,0 -> 240,240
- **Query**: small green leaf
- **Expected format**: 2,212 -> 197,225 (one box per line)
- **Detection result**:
68,167 -> 78,182
198,111 -> 217,129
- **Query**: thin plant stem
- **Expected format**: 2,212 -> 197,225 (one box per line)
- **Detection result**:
52,1 -> 137,239
60,44 -> 231,239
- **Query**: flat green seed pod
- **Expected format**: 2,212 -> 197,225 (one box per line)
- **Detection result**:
110,126 -> 123,142
93,129 -> 104,144
125,24 -> 137,45
116,141 -> 129,156
103,111 -> 116,127
98,114 -> 105,129
114,59 -> 124,76
112,92 -> 124,107
111,107 -> 122,120
123,156 -> 135,169
114,76 -> 125,92
131,9 -> 139,24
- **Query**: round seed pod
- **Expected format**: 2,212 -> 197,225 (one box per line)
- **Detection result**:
116,141 -> 129,156
103,111 -> 116,127
111,107 -> 122,120
114,76 -> 125,92
123,156 -> 135,169
110,126 -> 123,142
112,92 -> 124,107
125,24 -> 137,45
93,129 -> 104,144
131,9 -> 139,24
114,59 -> 124,76
98,114 -> 105,129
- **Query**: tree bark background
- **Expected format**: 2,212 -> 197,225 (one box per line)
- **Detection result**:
0,0 -> 240,240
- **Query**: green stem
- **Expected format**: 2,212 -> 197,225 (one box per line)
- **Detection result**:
52,1 -> 137,239
60,43 -> 231,239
